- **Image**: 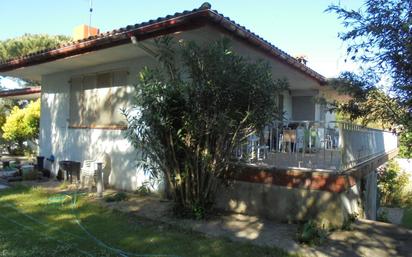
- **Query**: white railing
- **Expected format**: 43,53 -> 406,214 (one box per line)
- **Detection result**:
337,122 -> 398,170
234,120 -> 398,171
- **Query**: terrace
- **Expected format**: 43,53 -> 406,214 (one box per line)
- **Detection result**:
235,120 -> 398,172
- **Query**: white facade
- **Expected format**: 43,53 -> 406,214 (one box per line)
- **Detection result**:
39,57 -> 157,191
3,26 -> 333,191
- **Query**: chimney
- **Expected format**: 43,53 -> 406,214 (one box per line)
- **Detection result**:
73,24 -> 100,41
295,54 -> 308,65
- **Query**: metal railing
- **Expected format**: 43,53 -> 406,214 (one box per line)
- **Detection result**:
234,120 -> 398,171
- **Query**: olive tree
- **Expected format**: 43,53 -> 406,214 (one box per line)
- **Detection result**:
123,37 -> 286,217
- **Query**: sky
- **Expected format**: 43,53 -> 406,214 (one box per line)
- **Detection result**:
0,0 -> 364,88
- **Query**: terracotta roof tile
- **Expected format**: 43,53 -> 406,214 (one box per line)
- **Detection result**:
0,2 -> 326,84
0,87 -> 41,98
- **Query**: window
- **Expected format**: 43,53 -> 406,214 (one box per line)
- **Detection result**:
69,70 -> 129,128
277,94 -> 284,117
292,96 -> 315,120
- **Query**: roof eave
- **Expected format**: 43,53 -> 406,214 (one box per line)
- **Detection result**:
0,87 -> 41,98
0,7 -> 326,85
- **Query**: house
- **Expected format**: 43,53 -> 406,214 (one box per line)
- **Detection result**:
0,3 -> 398,226
0,86 -> 41,155
0,87 -> 41,100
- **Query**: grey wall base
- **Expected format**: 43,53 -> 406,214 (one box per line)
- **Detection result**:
215,179 -> 373,228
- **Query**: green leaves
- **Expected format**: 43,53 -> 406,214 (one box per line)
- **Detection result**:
2,99 -> 40,143
0,34 -> 71,62
326,0 -> 412,109
378,160 -> 412,208
327,71 -> 410,128
124,37 -> 286,213
0,34 -> 72,87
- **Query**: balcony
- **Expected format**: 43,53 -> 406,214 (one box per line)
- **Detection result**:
235,121 -> 398,172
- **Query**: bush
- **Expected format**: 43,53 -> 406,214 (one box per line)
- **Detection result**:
2,99 -> 40,154
296,220 -> 328,245
134,181 -> 152,196
341,213 -> 358,230
377,209 -> 389,222
104,192 -> 128,202
378,160 -> 412,207
123,37 -> 286,217
399,131 -> 412,158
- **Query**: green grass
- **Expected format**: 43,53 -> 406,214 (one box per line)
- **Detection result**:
402,207 -> 412,229
0,186 -> 292,257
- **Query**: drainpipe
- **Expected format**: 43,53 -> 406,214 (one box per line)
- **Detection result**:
128,33 -> 157,58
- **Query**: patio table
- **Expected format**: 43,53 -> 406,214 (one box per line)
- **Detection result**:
58,161 -> 81,183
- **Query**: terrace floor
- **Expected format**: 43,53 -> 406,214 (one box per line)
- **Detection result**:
256,150 -> 342,171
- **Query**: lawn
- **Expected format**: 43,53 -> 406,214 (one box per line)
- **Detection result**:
0,186 -> 292,257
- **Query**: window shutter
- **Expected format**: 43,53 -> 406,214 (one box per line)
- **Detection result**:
69,77 -> 83,125
69,70 -> 128,127
111,70 -> 129,124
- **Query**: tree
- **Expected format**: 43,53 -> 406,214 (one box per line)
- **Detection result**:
0,34 -> 71,86
123,37 -> 286,217
377,160 -> 412,207
327,0 -> 412,109
326,71 -> 412,156
0,34 -> 71,61
327,71 -> 410,128
2,99 -> 41,151
327,1 -> 412,158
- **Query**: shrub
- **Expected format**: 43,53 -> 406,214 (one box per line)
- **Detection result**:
296,220 -> 328,245
377,209 -> 389,222
341,213 -> 358,230
399,131 -> 412,158
378,160 -> 412,207
134,182 -> 152,196
123,37 -> 286,217
105,192 -> 128,202
2,99 -> 40,154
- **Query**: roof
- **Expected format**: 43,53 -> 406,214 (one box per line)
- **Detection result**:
0,3 -> 326,85
0,87 -> 41,100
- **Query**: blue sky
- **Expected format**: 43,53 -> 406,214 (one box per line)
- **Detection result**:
0,0 -> 363,88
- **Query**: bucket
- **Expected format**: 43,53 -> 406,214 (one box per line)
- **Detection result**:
36,156 -> 45,171
21,165 -> 34,176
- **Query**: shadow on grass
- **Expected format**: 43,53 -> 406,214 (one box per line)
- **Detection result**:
0,185 -> 291,257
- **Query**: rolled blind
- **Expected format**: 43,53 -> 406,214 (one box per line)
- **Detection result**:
69,70 -> 129,126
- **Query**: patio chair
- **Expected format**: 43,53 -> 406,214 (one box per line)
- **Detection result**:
80,160 -> 100,190
282,129 -> 296,152
257,145 -> 269,160
278,134 -> 284,152
294,126 -> 305,152
247,134 -> 260,160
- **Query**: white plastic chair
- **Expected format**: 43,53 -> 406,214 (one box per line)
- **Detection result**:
295,126 -> 305,152
80,160 -> 99,189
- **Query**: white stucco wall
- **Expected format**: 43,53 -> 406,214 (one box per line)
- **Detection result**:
36,26 -> 339,192
39,56 -> 158,191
